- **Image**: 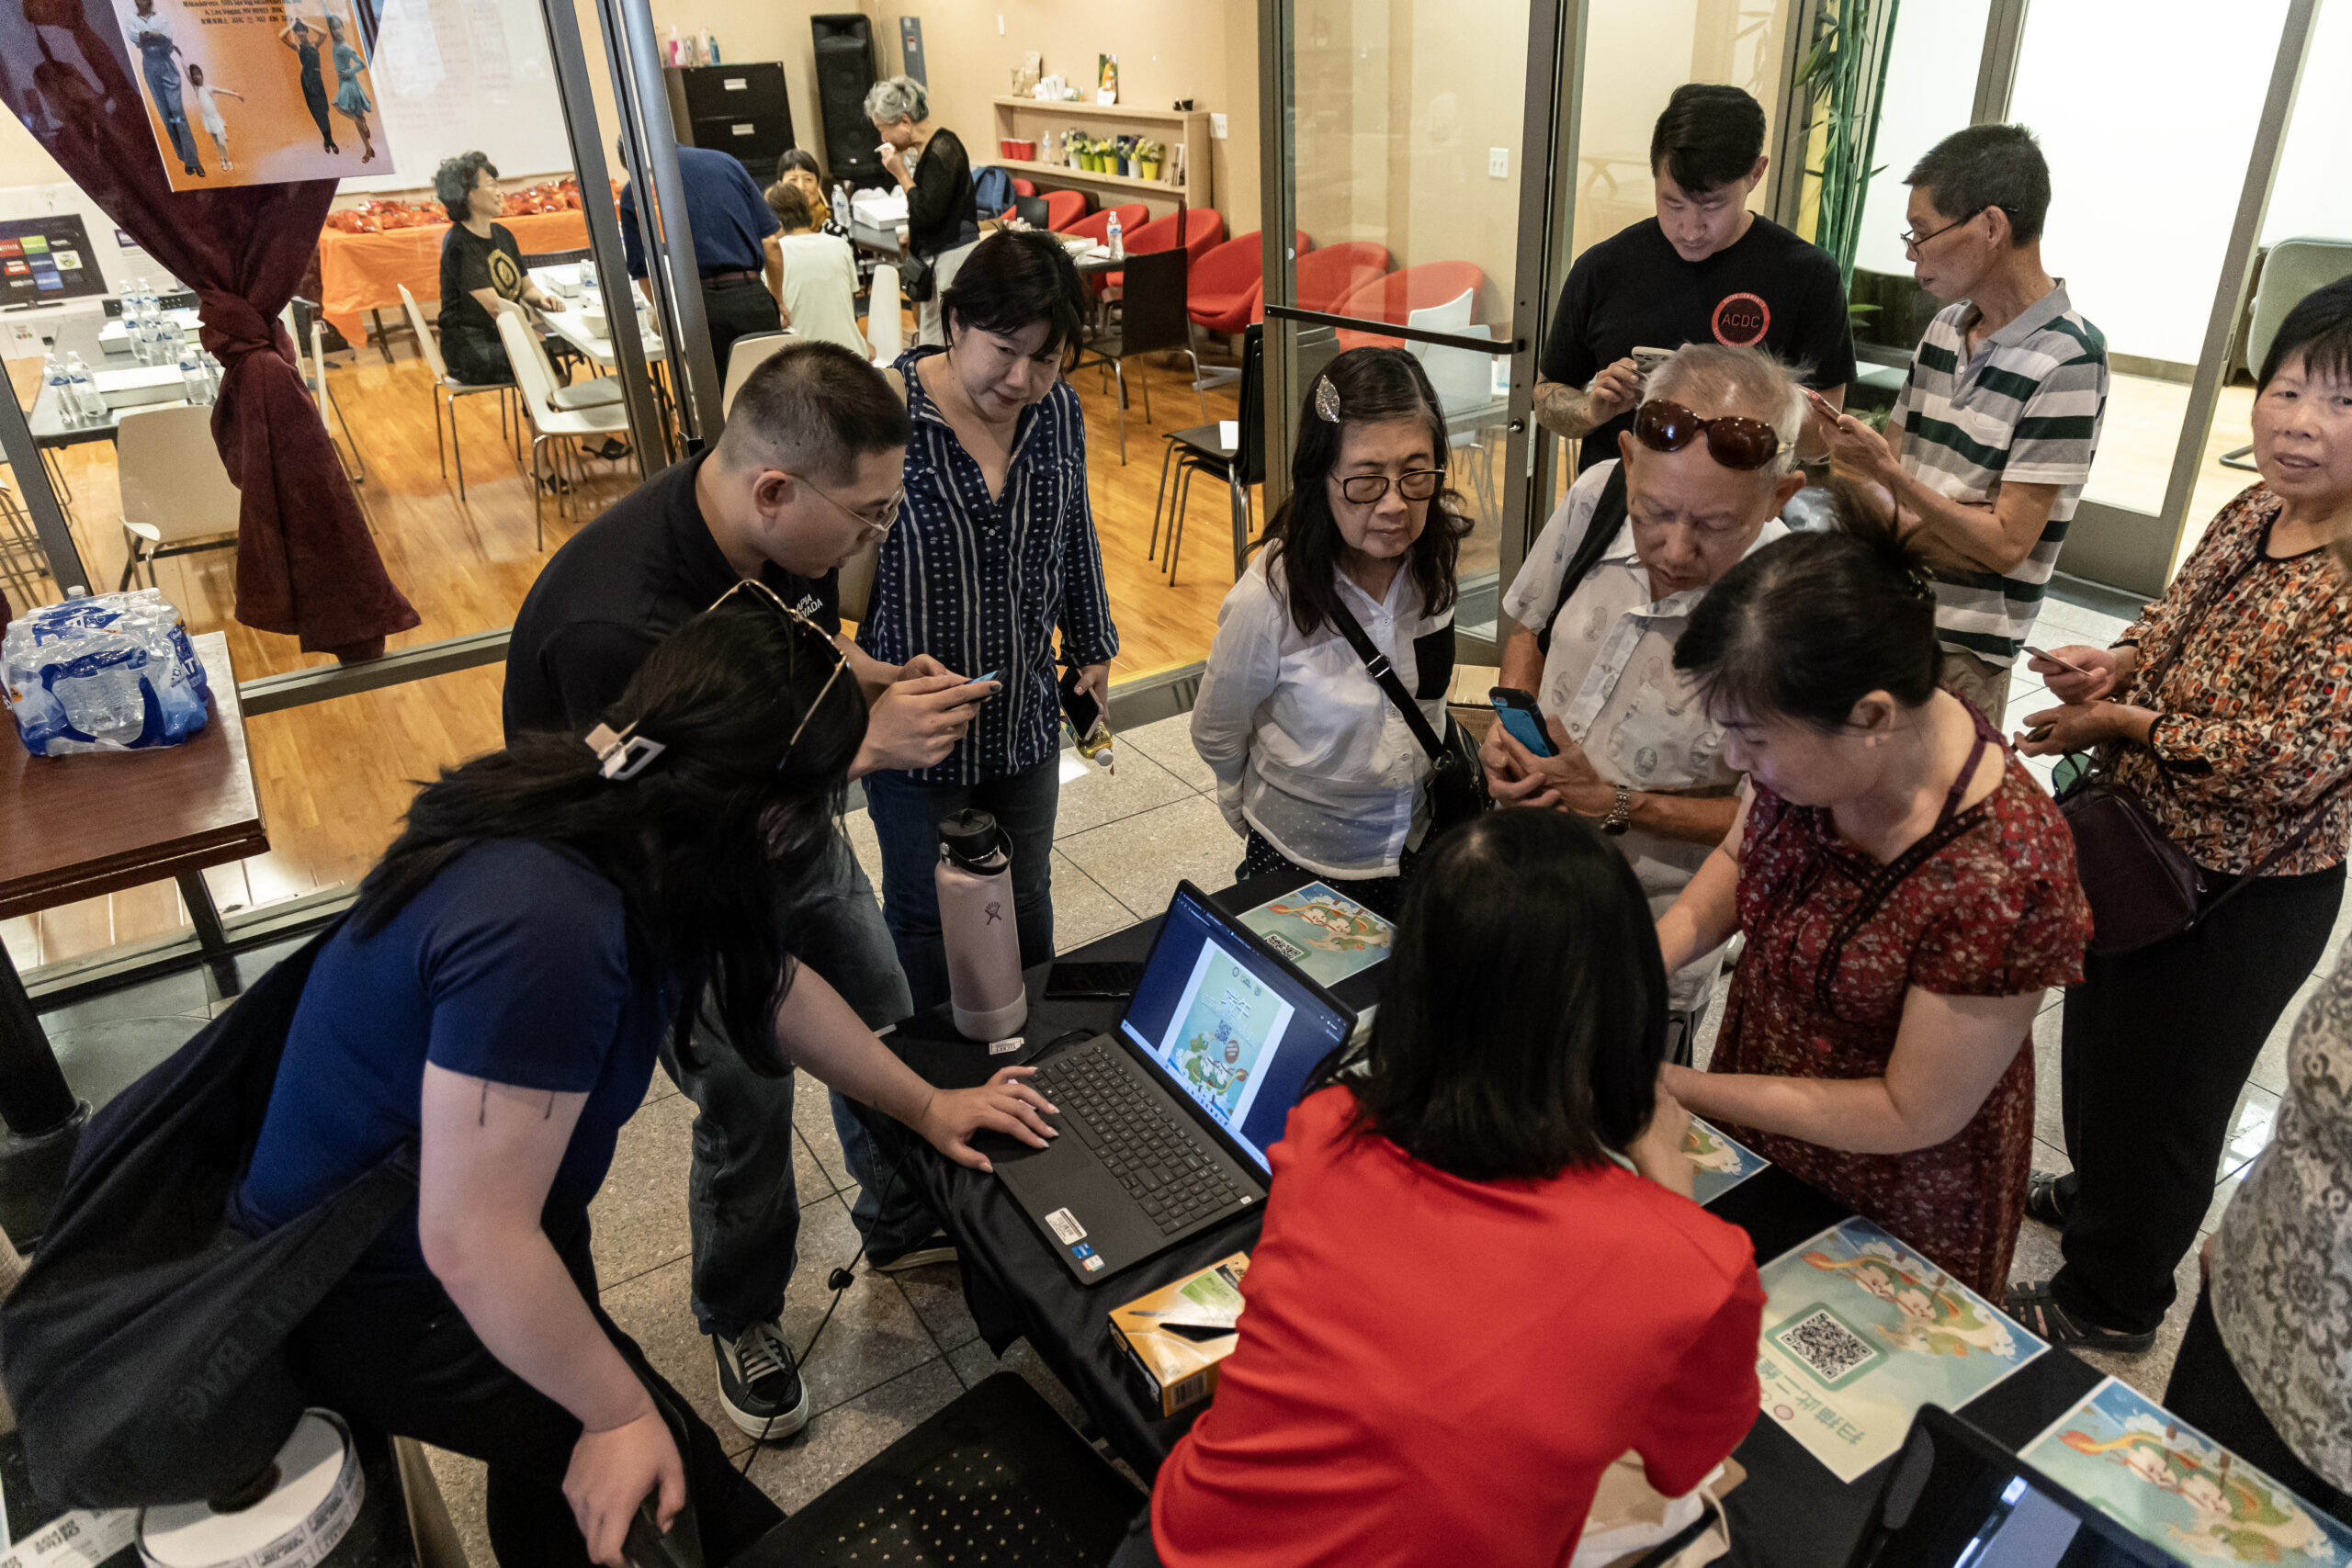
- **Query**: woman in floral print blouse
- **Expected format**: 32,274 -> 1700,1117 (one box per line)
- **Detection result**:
1656,526 -> 2091,1296
2010,278 -> 2352,1354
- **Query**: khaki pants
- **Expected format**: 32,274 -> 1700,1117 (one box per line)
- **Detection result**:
1940,648 -> 2009,728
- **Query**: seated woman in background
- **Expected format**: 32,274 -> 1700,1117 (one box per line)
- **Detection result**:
1190,347 -> 1474,919
773,148 -> 851,239
763,180 -> 867,357
432,150 -> 561,389
1117,809 -> 1765,1568
1655,525 -> 2091,1296
239,603 -> 1056,1568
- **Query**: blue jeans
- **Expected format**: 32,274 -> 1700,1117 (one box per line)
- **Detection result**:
662,830 -> 933,1337
863,759 -> 1059,1016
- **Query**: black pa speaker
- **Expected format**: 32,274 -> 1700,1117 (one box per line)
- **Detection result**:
811,14 -> 883,190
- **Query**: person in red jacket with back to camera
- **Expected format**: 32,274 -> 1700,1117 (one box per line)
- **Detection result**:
1110,808 -> 1765,1568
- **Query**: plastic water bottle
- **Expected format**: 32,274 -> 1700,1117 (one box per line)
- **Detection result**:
65,354 -> 104,422
43,353 -> 76,426
178,342 -> 208,404
580,258 -> 602,316
51,643 -> 148,740
834,182 -> 852,228
1105,213 -> 1124,260
935,809 -> 1027,1041
203,351 -> 225,400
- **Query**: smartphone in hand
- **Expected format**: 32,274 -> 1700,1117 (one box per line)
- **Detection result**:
1058,665 -> 1102,739
2023,645 -> 2091,677
1488,687 -> 1557,758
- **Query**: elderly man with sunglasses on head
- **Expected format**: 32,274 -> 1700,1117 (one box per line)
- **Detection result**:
505,342 -> 993,1454
1485,343 -> 1807,1062
1810,124 -> 2109,726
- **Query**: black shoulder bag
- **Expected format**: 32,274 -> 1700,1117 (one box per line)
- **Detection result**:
0,920 -> 420,1507
2056,552 -> 2352,958
1326,596 -> 1489,839
1533,460 -> 1632,656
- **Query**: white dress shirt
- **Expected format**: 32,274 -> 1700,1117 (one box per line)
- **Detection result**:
1502,458 -> 1787,1009
1192,552 -> 1453,879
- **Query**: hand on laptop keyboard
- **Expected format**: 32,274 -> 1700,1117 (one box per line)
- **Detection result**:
913,1065 -> 1060,1171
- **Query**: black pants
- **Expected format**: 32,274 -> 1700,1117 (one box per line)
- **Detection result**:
2164,1287 -> 2352,1528
700,275 -> 781,381
1238,829 -> 1416,921
289,1222 -> 782,1568
2052,862 -> 2343,1334
1106,1508 -> 1163,1568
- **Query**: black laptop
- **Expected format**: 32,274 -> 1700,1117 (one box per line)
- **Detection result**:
1846,1406 -> 2188,1567
989,881 -> 1358,1285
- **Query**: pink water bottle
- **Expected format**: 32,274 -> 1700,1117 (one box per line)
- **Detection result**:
936,809 -> 1028,1040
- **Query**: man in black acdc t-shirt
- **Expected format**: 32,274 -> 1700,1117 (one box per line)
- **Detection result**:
1535,85 -> 1857,473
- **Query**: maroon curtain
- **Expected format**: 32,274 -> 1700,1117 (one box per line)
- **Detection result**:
0,0 -> 416,660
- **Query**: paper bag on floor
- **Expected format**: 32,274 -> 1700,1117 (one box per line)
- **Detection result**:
1570,1452 -> 1745,1568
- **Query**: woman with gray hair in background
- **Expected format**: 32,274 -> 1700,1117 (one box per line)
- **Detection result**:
866,73 -> 977,345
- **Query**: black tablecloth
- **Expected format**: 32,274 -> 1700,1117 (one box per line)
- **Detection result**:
856,873 -> 2103,1568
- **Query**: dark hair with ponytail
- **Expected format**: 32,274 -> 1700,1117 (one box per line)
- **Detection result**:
1673,519 -> 1943,729
1260,346 -> 1473,639
354,599 -> 866,1072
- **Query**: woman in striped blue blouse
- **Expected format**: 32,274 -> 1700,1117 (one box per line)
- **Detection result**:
857,231 -> 1119,1013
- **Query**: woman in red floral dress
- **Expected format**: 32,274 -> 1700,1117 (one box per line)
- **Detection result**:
1655,527 -> 2091,1295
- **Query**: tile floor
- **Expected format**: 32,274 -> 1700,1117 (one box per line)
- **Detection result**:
26,593 -> 2349,1562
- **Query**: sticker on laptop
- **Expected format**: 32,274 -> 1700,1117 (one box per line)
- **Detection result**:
1081,1256 -> 1105,1272
1044,1207 -> 1087,1246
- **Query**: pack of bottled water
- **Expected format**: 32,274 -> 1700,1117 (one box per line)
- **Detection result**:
2,589 -> 213,755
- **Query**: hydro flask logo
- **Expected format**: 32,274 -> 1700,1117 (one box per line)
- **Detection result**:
985,901 -> 1004,924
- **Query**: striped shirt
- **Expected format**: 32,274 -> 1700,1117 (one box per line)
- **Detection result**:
856,347 -> 1119,784
1892,283 -> 2108,667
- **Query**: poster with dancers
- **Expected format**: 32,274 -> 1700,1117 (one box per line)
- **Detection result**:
116,0 -> 392,191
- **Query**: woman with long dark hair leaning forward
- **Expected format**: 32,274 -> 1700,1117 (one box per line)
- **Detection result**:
1110,810 -> 1762,1568
2009,278 -> 2352,1355
1655,525 -> 2091,1295
1190,347 -> 1474,917
235,601 -> 1056,1568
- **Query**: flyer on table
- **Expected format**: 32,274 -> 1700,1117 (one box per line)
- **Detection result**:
1683,1118 -> 1769,1206
117,0 -> 391,191
2021,1377 -> 2352,1566
1755,1216 -> 2047,1483
1238,882 -> 1393,988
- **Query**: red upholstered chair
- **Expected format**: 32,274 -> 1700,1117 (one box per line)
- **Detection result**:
1098,208 -> 1227,294
1011,178 -> 1036,197
1254,241 -> 1394,323
1330,260 -> 1487,349
1042,189 -> 1091,231
1059,202 -> 1149,249
1190,231 -> 1312,334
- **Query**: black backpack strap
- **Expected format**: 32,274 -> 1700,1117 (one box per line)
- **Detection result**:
1327,595 -> 1452,768
1534,460 -> 1632,656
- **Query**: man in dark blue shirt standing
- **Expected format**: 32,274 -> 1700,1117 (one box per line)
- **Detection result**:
620,142 -> 784,378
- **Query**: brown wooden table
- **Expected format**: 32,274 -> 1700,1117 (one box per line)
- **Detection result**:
0,632 -> 265,1235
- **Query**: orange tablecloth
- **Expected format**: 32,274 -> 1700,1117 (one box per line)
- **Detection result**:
317,209 -> 592,344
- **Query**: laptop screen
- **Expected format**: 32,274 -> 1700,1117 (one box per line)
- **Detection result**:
1119,884 -> 1356,1174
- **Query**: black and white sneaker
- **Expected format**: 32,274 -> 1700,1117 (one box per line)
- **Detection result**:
713,1320 -> 811,1440
869,1231 -> 958,1273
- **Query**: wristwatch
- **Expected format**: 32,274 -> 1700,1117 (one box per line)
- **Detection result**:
1599,784 -> 1634,836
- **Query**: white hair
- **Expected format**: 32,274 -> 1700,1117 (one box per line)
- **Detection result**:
864,75 -> 928,126
1640,343 -> 1808,476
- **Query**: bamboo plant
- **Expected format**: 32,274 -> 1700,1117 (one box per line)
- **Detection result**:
1796,0 -> 1902,297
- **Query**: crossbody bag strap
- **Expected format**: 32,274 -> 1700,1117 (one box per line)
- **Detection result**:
2193,769 -> 2352,928
1535,461 -> 1632,657
1327,595 -> 1452,767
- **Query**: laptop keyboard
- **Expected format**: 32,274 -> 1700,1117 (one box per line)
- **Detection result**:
1035,1043 -> 1254,1235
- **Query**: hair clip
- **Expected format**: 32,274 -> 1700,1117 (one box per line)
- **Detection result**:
585,721 -> 666,781
1312,376 -> 1342,423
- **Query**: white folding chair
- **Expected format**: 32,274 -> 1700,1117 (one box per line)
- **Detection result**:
115,404 -> 242,591
866,264 -> 903,366
721,331 -> 794,418
498,310 -> 628,549
401,282 -> 515,502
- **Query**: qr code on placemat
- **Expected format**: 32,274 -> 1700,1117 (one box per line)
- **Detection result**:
1774,1306 -> 1883,1387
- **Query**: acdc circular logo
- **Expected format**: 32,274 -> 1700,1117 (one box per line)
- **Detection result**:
1712,292 -> 1770,347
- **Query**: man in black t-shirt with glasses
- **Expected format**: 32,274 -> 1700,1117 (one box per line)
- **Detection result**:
1535,85 -> 1857,473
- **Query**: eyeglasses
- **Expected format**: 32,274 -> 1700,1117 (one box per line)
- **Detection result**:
1336,468 -> 1444,505
785,472 -> 902,540
705,579 -> 852,767
1632,398 -> 1781,472
1898,206 -> 2009,254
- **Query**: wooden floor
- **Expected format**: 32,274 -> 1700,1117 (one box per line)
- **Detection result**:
6,318 -> 1317,973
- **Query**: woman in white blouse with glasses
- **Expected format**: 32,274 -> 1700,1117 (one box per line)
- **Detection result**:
1192,348 -> 1473,917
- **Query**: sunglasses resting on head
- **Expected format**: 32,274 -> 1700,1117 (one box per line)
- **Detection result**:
1633,398 -> 1781,472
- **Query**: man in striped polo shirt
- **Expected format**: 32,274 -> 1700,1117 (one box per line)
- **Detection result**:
1816,123 -> 2109,725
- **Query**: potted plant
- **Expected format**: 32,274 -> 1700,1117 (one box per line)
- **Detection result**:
1135,138 -> 1165,182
